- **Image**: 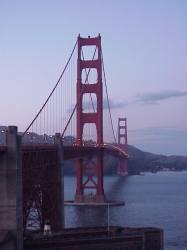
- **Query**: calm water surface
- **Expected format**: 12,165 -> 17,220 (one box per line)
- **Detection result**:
64,171 -> 187,250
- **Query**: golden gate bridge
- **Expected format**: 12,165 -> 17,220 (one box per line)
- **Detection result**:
0,35 -> 128,232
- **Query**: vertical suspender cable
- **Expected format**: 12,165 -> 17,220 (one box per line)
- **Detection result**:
101,49 -> 117,144
23,39 -> 78,137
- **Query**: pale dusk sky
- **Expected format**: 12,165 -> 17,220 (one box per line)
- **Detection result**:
1,0 -> 187,155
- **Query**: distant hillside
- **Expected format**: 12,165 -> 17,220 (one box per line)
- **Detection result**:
128,145 -> 187,173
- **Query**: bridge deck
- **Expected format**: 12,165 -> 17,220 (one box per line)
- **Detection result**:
0,144 -> 128,160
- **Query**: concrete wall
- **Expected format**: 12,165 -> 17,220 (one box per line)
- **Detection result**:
55,133 -> 64,229
0,126 -> 23,250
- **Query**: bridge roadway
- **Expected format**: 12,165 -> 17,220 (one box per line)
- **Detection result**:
0,143 -> 128,160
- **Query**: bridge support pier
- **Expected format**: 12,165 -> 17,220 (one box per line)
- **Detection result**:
0,126 -> 23,250
118,157 -> 128,176
75,159 -> 83,202
54,133 -> 64,229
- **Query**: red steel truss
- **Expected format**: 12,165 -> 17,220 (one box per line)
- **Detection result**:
22,146 -> 63,231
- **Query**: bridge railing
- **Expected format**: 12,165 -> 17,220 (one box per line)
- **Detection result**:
22,132 -> 55,145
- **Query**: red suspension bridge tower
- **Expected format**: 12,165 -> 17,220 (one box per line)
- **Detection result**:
117,118 -> 128,176
75,35 -> 105,202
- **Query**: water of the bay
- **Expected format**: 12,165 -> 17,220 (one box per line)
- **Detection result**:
64,171 -> 187,250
